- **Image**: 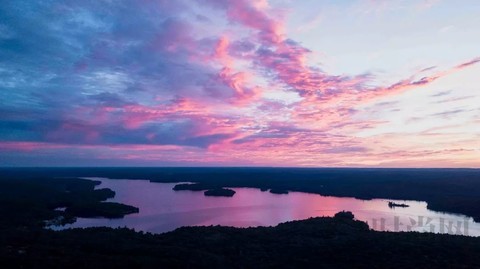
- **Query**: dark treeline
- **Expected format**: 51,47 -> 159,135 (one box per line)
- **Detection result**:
2,211 -> 480,268
1,174 -> 480,268
2,167 -> 479,221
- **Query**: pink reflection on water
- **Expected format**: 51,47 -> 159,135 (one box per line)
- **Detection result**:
54,178 -> 480,237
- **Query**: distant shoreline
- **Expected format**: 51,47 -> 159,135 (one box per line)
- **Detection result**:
2,167 -> 480,222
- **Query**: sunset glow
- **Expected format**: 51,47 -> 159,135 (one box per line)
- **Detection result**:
1,0 -> 479,167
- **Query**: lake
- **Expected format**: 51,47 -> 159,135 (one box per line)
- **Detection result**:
53,177 -> 480,236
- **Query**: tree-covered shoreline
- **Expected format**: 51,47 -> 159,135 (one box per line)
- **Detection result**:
2,170 -> 480,268
3,167 -> 478,221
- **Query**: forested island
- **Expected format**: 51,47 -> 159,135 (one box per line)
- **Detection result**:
204,188 -> 236,197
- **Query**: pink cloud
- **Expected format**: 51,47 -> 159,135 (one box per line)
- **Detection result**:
2,0 -> 479,167
216,0 -> 285,44
0,142 -> 68,152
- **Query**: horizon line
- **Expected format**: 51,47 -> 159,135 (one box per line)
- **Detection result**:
0,166 -> 478,170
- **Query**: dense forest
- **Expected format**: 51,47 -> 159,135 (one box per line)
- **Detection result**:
2,209 -> 480,268
1,174 -> 480,268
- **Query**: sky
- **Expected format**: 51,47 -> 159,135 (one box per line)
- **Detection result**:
0,0 -> 479,167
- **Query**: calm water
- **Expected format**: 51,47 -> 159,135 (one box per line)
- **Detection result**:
54,178 -> 480,236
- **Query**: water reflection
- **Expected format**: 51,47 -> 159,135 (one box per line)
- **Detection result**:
54,178 -> 480,236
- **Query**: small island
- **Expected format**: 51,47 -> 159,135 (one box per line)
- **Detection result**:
172,183 -> 207,191
204,188 -> 236,197
388,201 -> 410,208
